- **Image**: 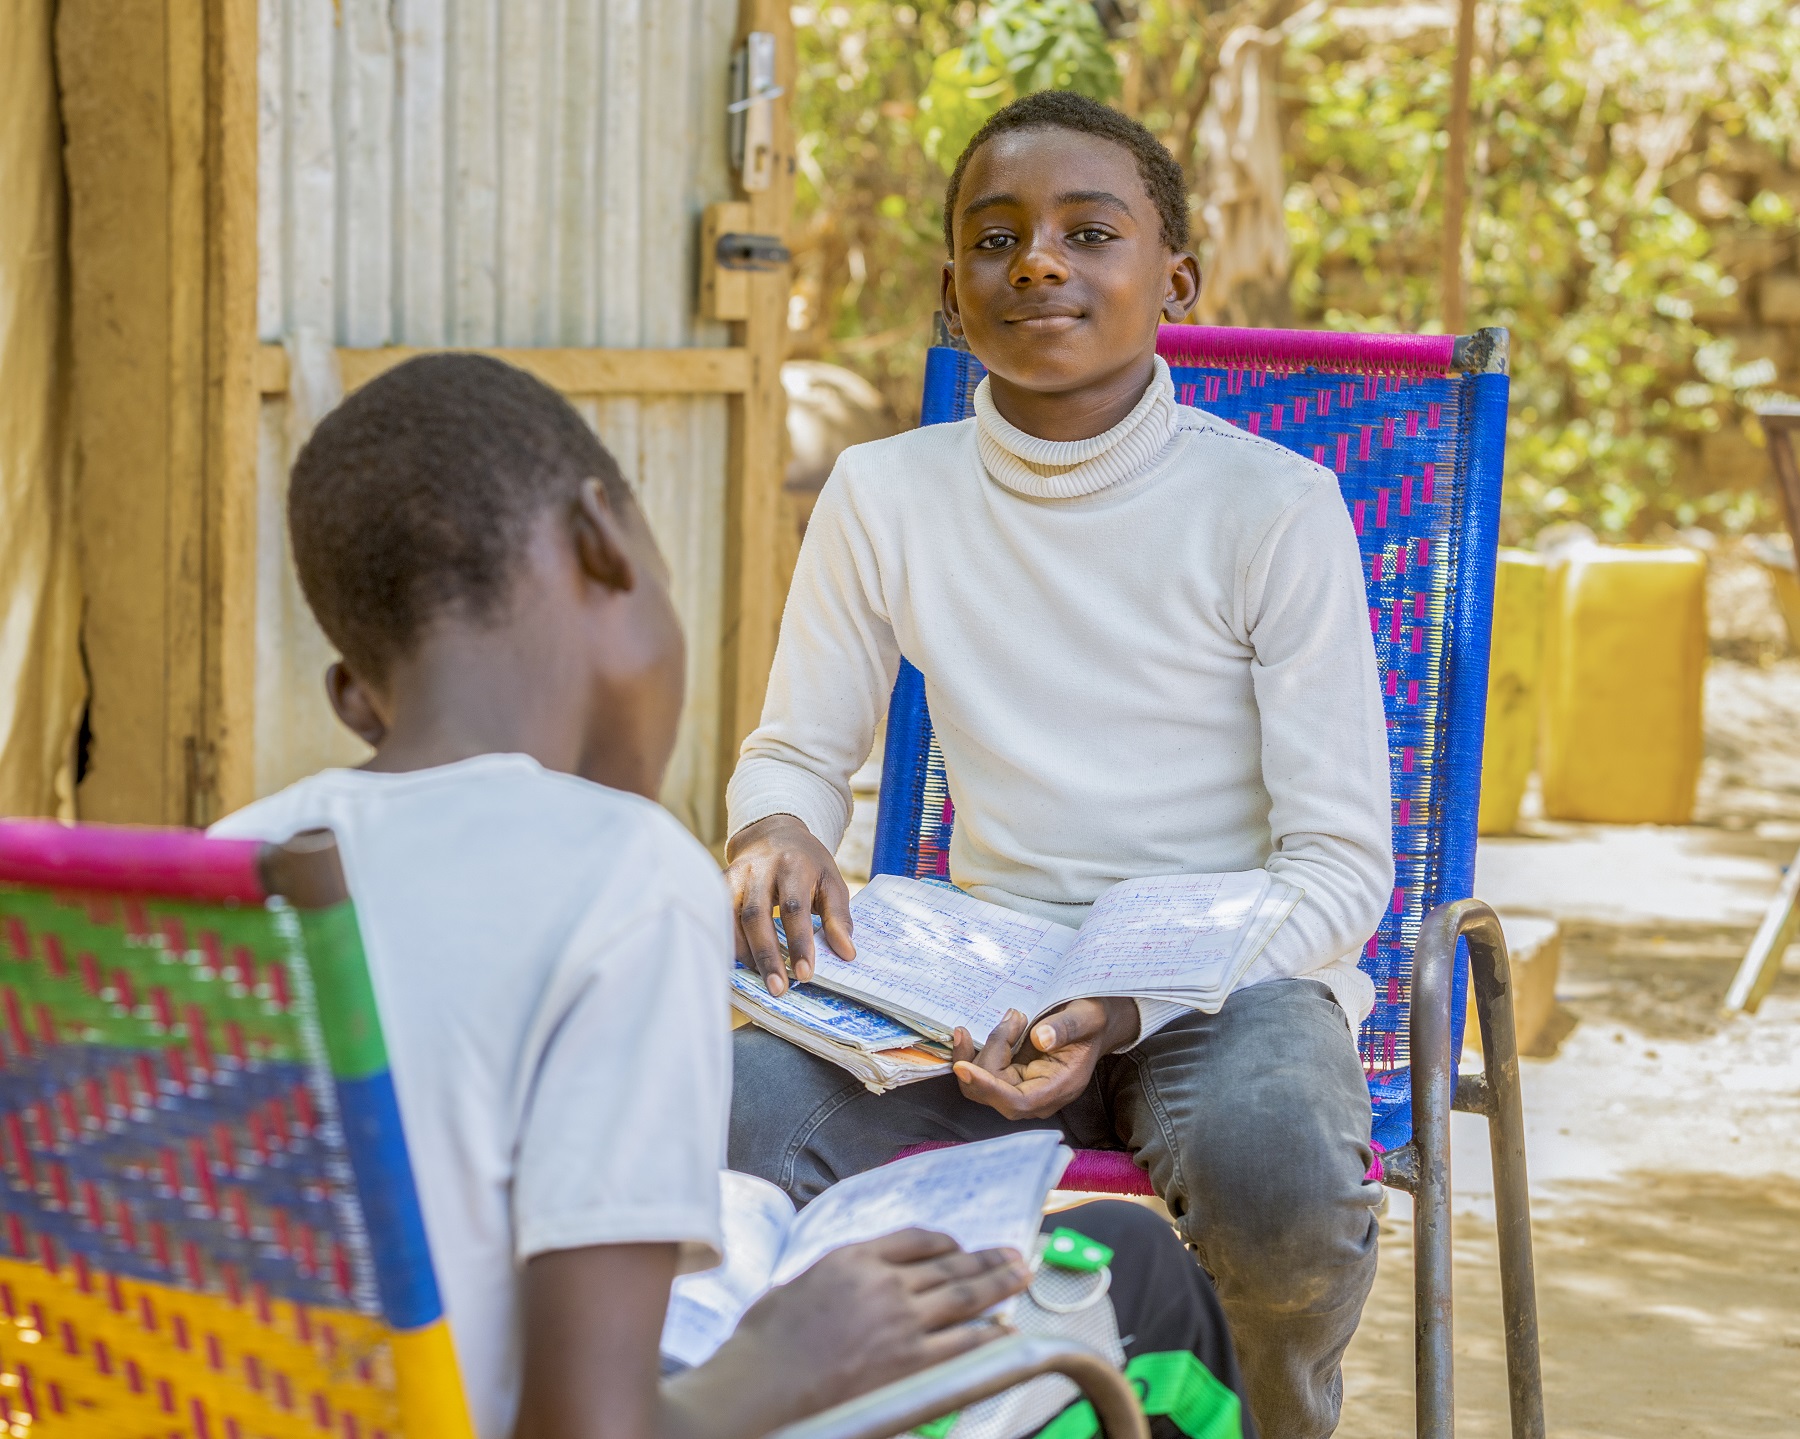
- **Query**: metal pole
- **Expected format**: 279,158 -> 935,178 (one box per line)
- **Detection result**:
1462,906 -> 1548,1439
1410,904 -> 1460,1438
1442,0 -> 1478,331
770,1336 -> 1149,1439
1724,838 -> 1800,1014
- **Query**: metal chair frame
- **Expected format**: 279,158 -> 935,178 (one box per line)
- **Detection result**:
774,1335 -> 1148,1439
1403,900 -> 1544,1439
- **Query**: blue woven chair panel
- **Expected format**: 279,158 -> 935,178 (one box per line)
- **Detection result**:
871,336 -> 1506,1154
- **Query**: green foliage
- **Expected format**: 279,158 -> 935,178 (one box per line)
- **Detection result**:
918,0 -> 1120,169
790,1 -> 1800,534
917,49 -> 1010,175
791,2 -> 1131,412
1285,0 -> 1800,536
787,4 -> 970,405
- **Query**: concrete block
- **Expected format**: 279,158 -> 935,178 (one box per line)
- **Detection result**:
1690,282 -> 1745,326
1700,424 -> 1767,489
1714,229 -> 1788,279
1716,134 -> 1779,177
1717,324 -> 1790,366
1759,272 -> 1800,325
1462,913 -> 1562,1059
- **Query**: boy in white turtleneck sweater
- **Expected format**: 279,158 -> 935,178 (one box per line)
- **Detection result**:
725,93 -> 1393,1439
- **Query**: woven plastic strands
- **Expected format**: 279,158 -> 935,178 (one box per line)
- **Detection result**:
1156,324 -> 1458,377
1159,356 -> 1479,1152
876,326 -> 1507,1157
0,827 -> 413,1436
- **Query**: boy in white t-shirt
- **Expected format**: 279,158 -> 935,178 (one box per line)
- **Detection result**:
210,354 -> 1039,1439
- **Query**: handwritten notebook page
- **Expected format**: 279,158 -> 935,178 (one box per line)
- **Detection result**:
1050,870 -> 1273,1001
660,1172 -> 797,1367
771,1130 -> 1069,1287
807,875 -> 1076,1039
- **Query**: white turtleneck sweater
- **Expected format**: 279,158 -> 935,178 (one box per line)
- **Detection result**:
728,358 -> 1394,1033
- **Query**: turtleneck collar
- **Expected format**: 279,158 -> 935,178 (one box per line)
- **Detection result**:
973,355 -> 1181,500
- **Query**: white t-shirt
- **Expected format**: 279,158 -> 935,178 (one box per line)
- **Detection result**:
212,754 -> 733,1439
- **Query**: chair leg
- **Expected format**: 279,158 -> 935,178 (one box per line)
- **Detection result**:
1466,919 -> 1547,1439
1410,905 -> 1461,1439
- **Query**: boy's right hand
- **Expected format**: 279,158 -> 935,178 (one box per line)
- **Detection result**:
726,1229 -> 1029,1421
724,814 -> 856,995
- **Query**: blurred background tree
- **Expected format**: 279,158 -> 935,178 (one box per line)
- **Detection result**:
788,0 -> 1800,538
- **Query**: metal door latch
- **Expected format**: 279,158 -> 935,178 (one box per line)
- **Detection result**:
716,232 -> 790,272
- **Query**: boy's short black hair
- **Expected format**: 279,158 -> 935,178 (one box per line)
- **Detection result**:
943,91 -> 1190,254
289,352 -> 634,682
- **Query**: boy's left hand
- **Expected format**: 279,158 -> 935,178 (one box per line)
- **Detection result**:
949,998 -> 1140,1121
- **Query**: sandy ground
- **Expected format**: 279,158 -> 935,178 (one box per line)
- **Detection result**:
1342,653 -> 1800,1436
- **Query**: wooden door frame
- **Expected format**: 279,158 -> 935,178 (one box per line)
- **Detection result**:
58,0 -> 257,827
205,0 -> 263,824
195,0 -> 791,839
715,0 -> 796,838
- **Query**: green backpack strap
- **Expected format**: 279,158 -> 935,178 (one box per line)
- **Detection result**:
1034,1351 -> 1244,1439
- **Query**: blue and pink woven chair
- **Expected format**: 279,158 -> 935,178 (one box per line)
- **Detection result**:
873,321 -> 1545,1439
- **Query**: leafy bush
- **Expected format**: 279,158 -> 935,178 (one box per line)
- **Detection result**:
790,1 -> 1800,535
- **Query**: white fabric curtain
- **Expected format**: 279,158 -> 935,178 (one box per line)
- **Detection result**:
0,0 -> 84,818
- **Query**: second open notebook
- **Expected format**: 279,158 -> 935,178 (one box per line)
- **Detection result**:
783,869 -> 1300,1045
660,1132 -> 1070,1368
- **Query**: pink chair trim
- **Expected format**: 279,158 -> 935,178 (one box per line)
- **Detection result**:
1156,325 -> 1458,377
896,1140 -> 1388,1192
0,822 -> 267,904
894,1141 -> 1154,1196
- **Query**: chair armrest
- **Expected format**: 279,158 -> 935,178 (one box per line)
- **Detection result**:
766,1335 -> 1148,1439
1411,897 -> 1512,1090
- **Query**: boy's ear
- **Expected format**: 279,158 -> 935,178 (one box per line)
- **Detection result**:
1163,251 -> 1202,323
325,662 -> 388,748
572,479 -> 638,595
941,261 -> 966,340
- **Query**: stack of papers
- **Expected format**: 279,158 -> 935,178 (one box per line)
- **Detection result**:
729,965 -> 952,1092
734,870 -> 1300,1090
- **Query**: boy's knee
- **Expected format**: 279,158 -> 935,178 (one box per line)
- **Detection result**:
1194,1170 -> 1378,1316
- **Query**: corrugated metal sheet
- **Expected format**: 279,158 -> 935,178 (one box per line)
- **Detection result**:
255,0 -> 736,839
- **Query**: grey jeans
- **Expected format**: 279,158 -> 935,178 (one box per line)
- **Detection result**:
729,977 -> 1381,1439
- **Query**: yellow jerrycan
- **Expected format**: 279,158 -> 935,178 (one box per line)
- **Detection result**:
1477,549 -> 1548,834
1539,545 -> 1707,824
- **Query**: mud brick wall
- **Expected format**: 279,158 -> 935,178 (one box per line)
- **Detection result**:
1670,130 -> 1800,494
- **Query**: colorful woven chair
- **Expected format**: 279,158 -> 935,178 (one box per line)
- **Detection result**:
871,322 -> 1545,1439
0,821 -> 473,1439
0,821 -> 1151,1439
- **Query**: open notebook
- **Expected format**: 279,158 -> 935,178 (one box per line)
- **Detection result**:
732,870 -> 1298,1087
660,1132 -> 1070,1369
